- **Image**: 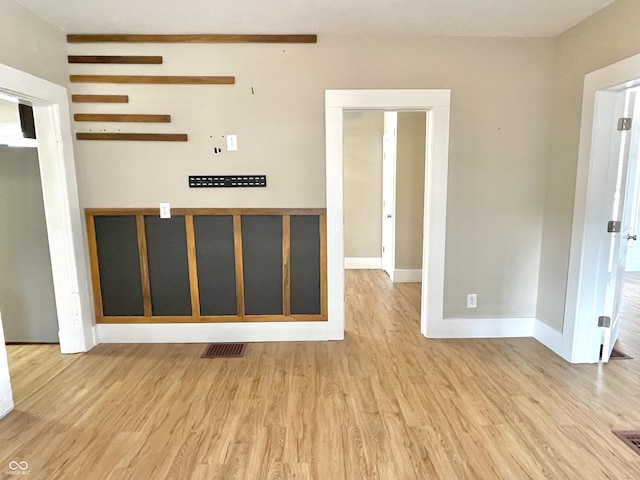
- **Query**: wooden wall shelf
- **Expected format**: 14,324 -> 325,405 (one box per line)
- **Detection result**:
72,95 -> 129,103
68,55 -> 163,64
70,75 -> 235,84
74,114 -> 171,123
67,34 -> 318,44
76,133 -> 188,141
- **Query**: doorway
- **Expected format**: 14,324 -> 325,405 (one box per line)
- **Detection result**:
325,89 -> 451,339
342,110 -> 426,284
0,62 -> 94,418
565,51 -> 640,363
0,143 -> 59,343
0,63 -> 93,354
0,95 -> 59,343
381,127 -> 396,277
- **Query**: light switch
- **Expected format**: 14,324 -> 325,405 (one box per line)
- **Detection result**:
226,134 -> 238,151
159,203 -> 171,219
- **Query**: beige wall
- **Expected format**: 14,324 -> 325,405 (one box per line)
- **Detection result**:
0,146 -> 59,342
3,0 -> 637,331
537,0 -> 640,332
343,110 -> 384,259
395,112 -> 425,270
0,0 -> 68,85
68,36 -> 554,320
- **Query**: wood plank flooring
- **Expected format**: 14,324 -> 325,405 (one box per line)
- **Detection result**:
2,270 -> 640,479
615,271 -> 640,359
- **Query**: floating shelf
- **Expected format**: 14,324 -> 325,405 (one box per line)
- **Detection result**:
67,34 -> 318,44
72,95 -> 129,103
76,133 -> 188,142
74,114 -> 171,123
70,75 -> 235,85
68,55 -> 163,64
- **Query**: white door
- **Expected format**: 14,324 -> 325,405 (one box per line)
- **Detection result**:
381,131 -> 396,278
598,90 -> 637,362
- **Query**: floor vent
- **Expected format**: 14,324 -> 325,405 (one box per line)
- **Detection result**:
202,343 -> 247,358
613,431 -> 640,455
611,348 -> 633,360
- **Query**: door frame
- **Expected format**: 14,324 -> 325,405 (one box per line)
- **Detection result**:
381,129 -> 397,279
325,89 -> 451,338
0,63 -> 94,354
565,53 -> 640,363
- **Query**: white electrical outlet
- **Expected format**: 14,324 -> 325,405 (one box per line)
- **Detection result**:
226,134 -> 238,151
467,293 -> 477,308
159,202 -> 171,219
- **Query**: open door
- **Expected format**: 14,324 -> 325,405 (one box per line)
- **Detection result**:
596,89 -> 637,362
381,131 -> 396,278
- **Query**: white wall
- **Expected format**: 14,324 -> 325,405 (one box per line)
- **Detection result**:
395,112 -> 425,270
343,111 -> 384,259
538,0 -> 640,332
0,0 -> 68,86
0,146 -> 59,343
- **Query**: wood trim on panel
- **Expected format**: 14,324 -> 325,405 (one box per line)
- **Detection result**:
67,34 -> 318,44
96,314 -> 328,324
319,214 -> 328,316
136,214 -> 153,318
68,55 -> 163,64
72,94 -> 129,103
85,208 -> 327,216
244,315 -> 328,322
233,215 -> 245,317
70,75 -> 235,85
76,133 -> 188,142
86,208 -> 327,324
282,215 -> 291,316
74,114 -> 171,123
85,213 -> 104,318
185,215 -> 201,319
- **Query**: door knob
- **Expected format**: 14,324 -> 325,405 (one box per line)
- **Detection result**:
386,214 -> 392,218
628,234 -> 637,241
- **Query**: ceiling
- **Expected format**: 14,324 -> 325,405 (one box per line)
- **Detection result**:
15,0 -> 616,38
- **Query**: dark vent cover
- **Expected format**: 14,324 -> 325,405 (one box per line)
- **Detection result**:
613,431 -> 640,455
610,348 -> 633,360
202,343 -> 247,358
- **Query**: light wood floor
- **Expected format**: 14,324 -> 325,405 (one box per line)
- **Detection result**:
616,271 -> 640,359
3,270 -> 640,479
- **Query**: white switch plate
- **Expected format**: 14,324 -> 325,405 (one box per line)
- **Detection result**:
159,202 -> 171,219
226,134 -> 238,151
467,293 -> 478,308
467,293 -> 477,308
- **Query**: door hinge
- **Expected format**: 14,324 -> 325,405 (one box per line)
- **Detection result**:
618,118 -> 632,131
598,316 -> 611,328
382,246 -> 385,253
607,220 -> 622,233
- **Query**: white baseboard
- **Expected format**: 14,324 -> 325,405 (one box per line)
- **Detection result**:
344,257 -> 382,269
0,379 -> 13,420
532,319 -> 565,356
96,322 -> 330,344
426,317 -> 534,338
0,405 -> 12,419
393,269 -> 422,283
